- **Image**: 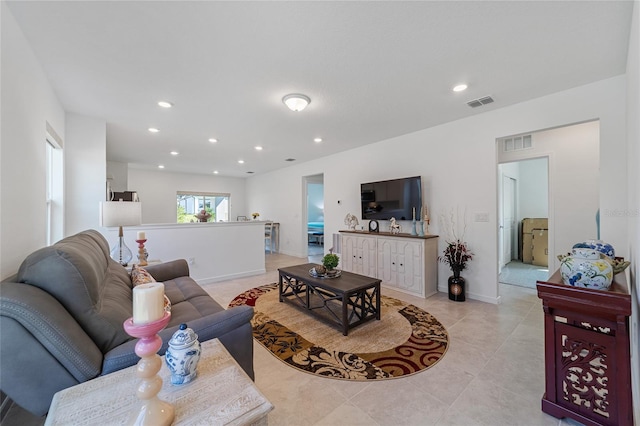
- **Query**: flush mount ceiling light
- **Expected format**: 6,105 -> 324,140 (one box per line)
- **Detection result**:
157,101 -> 173,108
314,137 -> 323,143
208,138 -> 218,143
255,146 -> 263,151
170,151 -> 179,156
213,170 -> 219,174
238,160 -> 245,164
148,127 -> 159,133
453,84 -> 468,92
282,94 -> 310,112
158,165 -> 165,169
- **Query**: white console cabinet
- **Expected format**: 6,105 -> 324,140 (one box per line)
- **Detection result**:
340,231 -> 438,298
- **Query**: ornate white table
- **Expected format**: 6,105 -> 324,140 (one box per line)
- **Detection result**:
45,339 -> 273,425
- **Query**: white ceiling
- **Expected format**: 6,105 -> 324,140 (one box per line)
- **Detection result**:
7,1 -> 634,178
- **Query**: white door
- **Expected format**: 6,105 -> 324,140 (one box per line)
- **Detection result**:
501,176 -> 516,268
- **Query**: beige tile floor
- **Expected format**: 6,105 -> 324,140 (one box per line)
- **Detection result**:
2,251 -> 584,426
201,252 -> 582,426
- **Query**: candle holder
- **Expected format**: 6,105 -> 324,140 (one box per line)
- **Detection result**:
411,219 -> 417,236
136,239 -> 148,266
123,312 -> 174,426
417,220 -> 424,236
425,218 -> 430,235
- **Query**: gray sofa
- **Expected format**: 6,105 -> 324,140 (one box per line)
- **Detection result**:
0,229 -> 254,416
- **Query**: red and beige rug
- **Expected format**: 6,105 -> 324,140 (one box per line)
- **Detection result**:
228,283 -> 449,381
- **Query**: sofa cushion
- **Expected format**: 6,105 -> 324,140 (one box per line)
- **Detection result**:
16,230 -> 133,353
163,277 -> 225,327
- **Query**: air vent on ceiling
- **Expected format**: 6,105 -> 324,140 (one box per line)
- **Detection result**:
502,134 -> 533,152
467,96 -> 494,108
284,158 -> 296,162
246,171 -> 254,174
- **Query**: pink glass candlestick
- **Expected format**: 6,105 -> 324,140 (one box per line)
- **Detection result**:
123,312 -> 174,426
136,239 -> 148,266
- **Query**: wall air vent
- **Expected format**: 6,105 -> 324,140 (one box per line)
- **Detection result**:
502,134 -> 533,152
467,96 -> 495,108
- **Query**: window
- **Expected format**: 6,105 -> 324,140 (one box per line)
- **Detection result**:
177,192 -> 230,223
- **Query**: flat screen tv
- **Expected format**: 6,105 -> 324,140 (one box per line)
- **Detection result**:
361,176 -> 422,221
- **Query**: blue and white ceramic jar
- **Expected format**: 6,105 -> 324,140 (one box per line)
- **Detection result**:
165,323 -> 201,385
560,247 -> 614,290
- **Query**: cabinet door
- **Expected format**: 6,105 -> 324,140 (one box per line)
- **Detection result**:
341,235 -> 357,272
359,236 -> 377,277
377,238 -> 395,286
395,240 -> 423,295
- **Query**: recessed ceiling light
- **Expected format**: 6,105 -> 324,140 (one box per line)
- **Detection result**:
453,84 -> 468,92
170,151 -> 179,155
209,138 -> 218,143
282,94 -> 311,112
158,164 -> 165,169
314,137 -> 322,143
158,101 -> 173,108
148,127 -> 159,133
213,170 -> 219,174
238,160 -> 245,164
255,146 -> 263,151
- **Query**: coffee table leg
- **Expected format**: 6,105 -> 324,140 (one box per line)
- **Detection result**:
342,294 -> 349,336
376,284 -> 381,320
278,273 -> 283,302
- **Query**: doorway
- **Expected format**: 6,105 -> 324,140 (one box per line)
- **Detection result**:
304,174 -> 324,263
498,158 -> 549,289
496,120 -> 600,291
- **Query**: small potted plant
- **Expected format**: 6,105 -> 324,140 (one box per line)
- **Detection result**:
322,253 -> 340,271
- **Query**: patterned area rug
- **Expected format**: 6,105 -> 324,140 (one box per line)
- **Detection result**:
228,284 -> 449,381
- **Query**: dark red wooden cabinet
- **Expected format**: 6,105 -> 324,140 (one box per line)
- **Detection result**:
537,270 -> 633,426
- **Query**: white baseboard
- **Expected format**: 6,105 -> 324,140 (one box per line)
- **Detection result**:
195,268 -> 266,286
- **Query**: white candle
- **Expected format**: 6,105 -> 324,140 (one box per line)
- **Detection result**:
133,282 -> 165,324
137,231 -> 146,240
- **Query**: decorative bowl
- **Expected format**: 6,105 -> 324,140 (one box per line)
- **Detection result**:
560,248 -> 613,290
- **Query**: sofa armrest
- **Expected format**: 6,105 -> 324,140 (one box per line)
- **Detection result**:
0,282 -> 104,415
102,305 -> 254,375
142,259 -> 190,282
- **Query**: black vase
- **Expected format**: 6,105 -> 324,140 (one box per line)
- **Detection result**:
448,270 -> 466,302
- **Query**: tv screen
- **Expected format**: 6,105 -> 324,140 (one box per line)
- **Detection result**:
361,176 -> 422,221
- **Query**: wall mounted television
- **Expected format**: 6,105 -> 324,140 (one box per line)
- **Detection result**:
361,176 -> 422,221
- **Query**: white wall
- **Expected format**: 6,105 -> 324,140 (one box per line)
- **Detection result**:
107,161 -> 128,193
0,3 -> 66,279
518,158 -> 549,219
246,76 -> 627,304
65,113 -> 106,235
127,168 -> 247,224
625,1 -> 640,420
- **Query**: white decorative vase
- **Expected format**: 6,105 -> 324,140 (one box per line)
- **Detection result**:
165,323 -> 201,385
560,248 -> 614,290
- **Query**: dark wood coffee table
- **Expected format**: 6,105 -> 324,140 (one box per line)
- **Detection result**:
278,263 -> 381,336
